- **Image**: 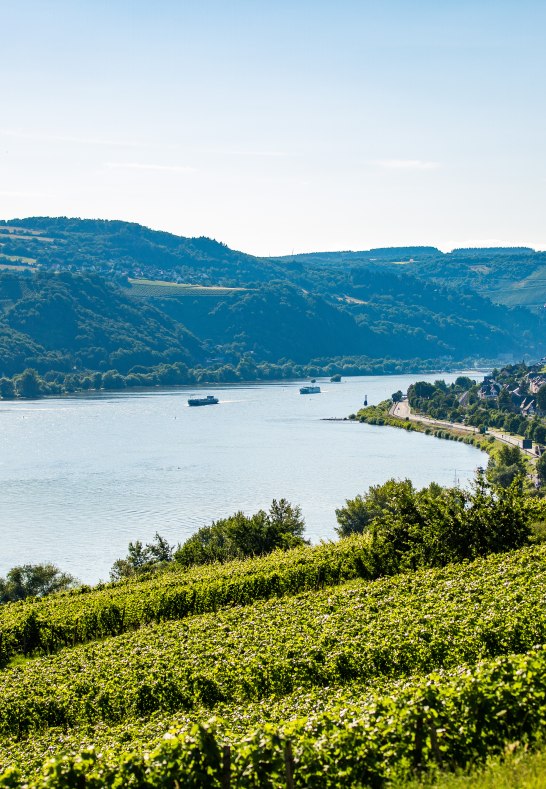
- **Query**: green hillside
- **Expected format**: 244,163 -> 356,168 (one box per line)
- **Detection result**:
0,218 -> 279,286
2,218 -> 546,310
408,249 -> 546,311
1,218 -> 546,391
3,541 -> 546,785
275,246 -> 546,311
2,267 -> 544,386
0,270 -> 204,376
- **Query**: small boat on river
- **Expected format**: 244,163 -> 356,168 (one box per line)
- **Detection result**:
300,385 -> 321,395
188,395 -> 219,406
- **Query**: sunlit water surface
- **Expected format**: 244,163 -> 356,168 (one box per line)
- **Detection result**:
0,373 -> 487,583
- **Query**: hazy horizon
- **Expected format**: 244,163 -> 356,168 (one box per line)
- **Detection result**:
3,214 -> 546,257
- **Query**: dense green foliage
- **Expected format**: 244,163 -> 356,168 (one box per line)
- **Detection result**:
111,500 -> 307,579
0,357 -> 460,400
4,646 -> 546,787
335,478 -> 423,536
537,452 -> 546,484
0,270 -> 202,376
110,533 -> 174,581
4,547 -> 546,784
0,565 -> 75,603
0,478 -> 537,665
0,535 -> 375,664
486,444 -> 527,488
174,499 -> 307,567
334,476 -> 531,568
1,219 -> 545,386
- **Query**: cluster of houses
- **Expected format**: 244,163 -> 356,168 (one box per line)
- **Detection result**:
529,373 -> 546,394
476,378 -> 502,401
475,368 -> 546,419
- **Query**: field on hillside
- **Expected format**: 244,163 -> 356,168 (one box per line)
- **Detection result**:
0,231 -> 54,242
127,278 -> 247,298
0,226 -> 47,236
0,253 -> 37,265
0,263 -> 37,272
3,543 -> 546,786
488,266 -> 546,309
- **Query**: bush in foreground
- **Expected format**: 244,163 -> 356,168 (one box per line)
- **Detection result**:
335,474 -> 532,572
174,499 -> 308,567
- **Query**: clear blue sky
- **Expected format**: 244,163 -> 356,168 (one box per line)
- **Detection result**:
1,0 -> 545,255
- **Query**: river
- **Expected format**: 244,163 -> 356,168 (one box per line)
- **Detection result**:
0,372 -> 488,583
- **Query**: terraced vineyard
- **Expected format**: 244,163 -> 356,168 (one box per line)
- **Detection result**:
2,545 -> 546,785
488,265 -> 546,309
0,536 -> 376,664
127,279 -> 247,298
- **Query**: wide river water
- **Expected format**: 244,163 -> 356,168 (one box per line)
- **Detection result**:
0,372 -> 488,583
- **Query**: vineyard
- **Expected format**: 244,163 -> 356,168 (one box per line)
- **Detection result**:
0,535 -> 378,664
127,279 -> 247,298
2,545 -> 546,784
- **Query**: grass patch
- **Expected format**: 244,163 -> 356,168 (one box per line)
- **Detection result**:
400,743 -> 546,788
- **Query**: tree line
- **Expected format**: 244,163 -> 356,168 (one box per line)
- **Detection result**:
0,355 -> 449,400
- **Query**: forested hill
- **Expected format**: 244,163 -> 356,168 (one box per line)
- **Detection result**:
2,218 -> 546,309
0,272 -> 203,376
0,217 -> 280,286
153,276 -> 545,363
274,245 -> 546,310
0,217 -> 545,380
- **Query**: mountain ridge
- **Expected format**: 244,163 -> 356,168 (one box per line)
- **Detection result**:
0,217 -> 545,382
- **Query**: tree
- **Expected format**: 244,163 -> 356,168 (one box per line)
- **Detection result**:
410,381 -> 435,399
268,498 -> 306,544
0,563 -> 76,602
126,540 -> 150,570
486,444 -> 526,488
455,376 -> 475,390
497,387 -> 513,412
0,377 -> 15,399
533,424 -> 546,444
110,533 -> 174,580
174,499 -> 307,568
102,370 -> 126,390
13,368 -> 42,399
391,390 -> 403,403
537,453 -> 546,485
147,532 -> 174,563
336,474 -> 530,574
335,479 -> 416,537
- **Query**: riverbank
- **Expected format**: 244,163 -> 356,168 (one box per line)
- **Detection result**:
352,399 -> 539,478
391,398 -> 540,458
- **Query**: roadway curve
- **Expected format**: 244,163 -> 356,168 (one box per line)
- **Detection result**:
389,400 -> 537,459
